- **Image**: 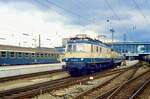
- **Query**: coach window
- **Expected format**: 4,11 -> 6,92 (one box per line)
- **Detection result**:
10,52 -> 15,58
41,53 -> 43,57
18,52 -> 23,58
45,54 -> 48,57
25,53 -> 29,58
37,53 -> 40,57
48,54 -> 51,57
54,54 -> 56,58
51,54 -> 54,58
1,51 -> 7,58
56,54 -> 58,58
31,53 -> 35,57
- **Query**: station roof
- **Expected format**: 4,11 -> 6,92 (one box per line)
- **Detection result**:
106,42 -> 150,45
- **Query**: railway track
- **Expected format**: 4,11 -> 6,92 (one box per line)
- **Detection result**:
129,78 -> 150,99
106,69 -> 150,99
135,78 -> 150,99
74,66 -> 139,99
0,69 -> 62,83
0,66 -> 133,99
0,69 -> 69,92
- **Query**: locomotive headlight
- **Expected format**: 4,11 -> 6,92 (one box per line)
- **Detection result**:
81,58 -> 84,61
65,58 -> 68,61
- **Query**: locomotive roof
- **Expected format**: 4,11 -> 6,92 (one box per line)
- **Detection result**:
0,45 -> 60,54
69,37 -> 102,43
68,37 -> 107,47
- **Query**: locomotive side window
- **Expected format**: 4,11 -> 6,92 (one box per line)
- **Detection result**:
91,45 -> 93,52
1,51 -> 7,58
67,44 -> 72,52
96,46 -> 98,52
99,47 -> 101,53
72,45 -> 76,51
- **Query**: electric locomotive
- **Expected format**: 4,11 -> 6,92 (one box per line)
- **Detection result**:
63,34 -> 123,76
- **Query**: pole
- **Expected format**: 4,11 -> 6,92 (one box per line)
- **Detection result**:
39,34 -> 41,48
110,28 -> 115,49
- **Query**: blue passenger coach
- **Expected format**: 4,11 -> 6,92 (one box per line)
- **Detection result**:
63,34 -> 123,76
0,45 -> 60,66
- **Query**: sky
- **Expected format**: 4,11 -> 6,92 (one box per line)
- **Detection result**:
0,0 -> 150,47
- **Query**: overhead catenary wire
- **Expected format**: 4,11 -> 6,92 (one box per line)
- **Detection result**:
44,0 -> 94,23
145,0 -> 150,10
132,0 -> 146,18
105,0 -> 121,21
104,0 -> 129,35
131,0 -> 150,24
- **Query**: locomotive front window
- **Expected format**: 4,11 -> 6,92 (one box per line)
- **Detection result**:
76,43 -> 91,52
66,43 -> 91,52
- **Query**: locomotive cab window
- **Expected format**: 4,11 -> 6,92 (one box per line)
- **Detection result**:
67,43 -> 91,52
1,51 -> 7,58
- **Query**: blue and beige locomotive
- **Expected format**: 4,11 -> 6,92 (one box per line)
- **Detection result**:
0,45 -> 60,66
63,34 -> 123,76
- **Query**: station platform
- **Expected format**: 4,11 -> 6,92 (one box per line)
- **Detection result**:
118,60 -> 139,69
0,63 -> 64,78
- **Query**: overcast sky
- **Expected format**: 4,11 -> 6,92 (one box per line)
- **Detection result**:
0,0 -> 150,47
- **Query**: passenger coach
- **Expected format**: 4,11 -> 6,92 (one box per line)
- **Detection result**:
0,45 -> 60,66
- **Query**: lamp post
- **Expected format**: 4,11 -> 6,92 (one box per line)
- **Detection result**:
0,37 -> 6,45
22,33 -> 30,47
46,38 -> 51,47
110,28 -> 115,49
